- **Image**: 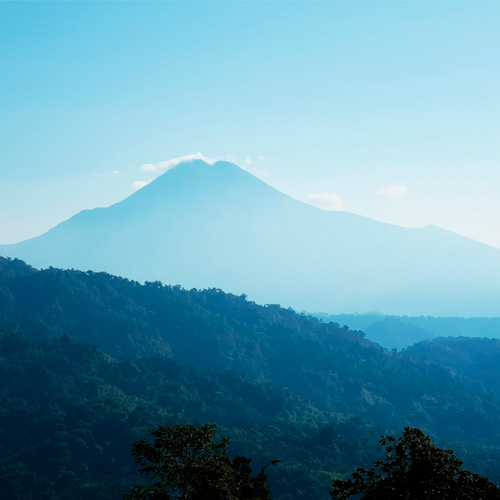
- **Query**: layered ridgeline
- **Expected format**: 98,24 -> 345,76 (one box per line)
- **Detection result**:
2,159 -> 500,316
315,313 -> 500,350
3,256 -> 500,436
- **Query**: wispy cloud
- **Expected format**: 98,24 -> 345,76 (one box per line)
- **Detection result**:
139,163 -> 158,172
375,185 -> 409,200
140,152 -> 216,174
111,170 -> 120,175
132,179 -> 152,191
307,193 -> 343,210
252,169 -> 271,177
136,153 -> 270,188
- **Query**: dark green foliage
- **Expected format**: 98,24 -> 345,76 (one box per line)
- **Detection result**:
0,330 -> 380,500
2,258 -> 500,498
124,424 -> 270,500
404,336 -> 500,397
1,256 -> 500,443
331,427 -> 500,500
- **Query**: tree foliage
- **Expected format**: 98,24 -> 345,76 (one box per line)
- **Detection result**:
331,427 -> 500,500
124,424 -> 271,500
3,258 -> 500,498
0,329 -> 381,500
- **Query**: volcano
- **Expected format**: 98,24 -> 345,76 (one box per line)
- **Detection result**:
2,158 -> 500,316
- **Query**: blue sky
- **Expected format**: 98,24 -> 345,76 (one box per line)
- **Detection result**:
1,2 -> 500,247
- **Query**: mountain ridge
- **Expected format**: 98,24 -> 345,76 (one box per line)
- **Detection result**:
2,159 -> 500,316
3,256 -> 500,489
1,255 -> 499,439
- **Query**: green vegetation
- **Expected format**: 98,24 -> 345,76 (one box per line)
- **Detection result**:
331,427 -> 500,500
1,256 -> 499,442
125,424 -> 271,500
404,336 -> 500,397
0,330 -> 380,499
2,257 -> 500,498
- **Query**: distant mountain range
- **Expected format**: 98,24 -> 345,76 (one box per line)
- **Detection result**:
2,158 -> 500,316
314,313 -> 500,350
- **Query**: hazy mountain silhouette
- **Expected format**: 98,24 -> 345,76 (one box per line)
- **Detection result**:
314,313 -> 500,350
2,159 -> 500,316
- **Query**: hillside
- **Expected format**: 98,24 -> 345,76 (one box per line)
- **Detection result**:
3,159 -> 500,316
3,258 -> 500,496
1,330 -> 388,500
404,336 -> 500,398
2,258 -> 500,454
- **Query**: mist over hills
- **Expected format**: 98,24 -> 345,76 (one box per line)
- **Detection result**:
1,256 -> 499,443
3,159 -> 500,316
3,257 -> 500,498
315,313 -> 500,351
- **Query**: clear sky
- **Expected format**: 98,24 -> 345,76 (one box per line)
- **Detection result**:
1,1 -> 500,247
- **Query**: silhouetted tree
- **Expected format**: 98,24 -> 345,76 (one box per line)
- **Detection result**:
124,423 -> 271,500
331,427 -> 500,500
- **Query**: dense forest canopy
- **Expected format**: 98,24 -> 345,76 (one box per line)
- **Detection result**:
0,329 -> 381,499
2,257 -> 500,498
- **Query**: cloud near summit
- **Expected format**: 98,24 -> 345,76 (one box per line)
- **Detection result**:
133,153 -> 216,190
140,153 -> 216,174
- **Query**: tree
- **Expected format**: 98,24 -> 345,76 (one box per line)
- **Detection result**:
124,423 -> 272,500
330,427 -> 500,500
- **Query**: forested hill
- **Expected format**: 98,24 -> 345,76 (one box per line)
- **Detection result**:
2,255 -> 500,451
1,330 -> 389,500
404,336 -> 500,397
